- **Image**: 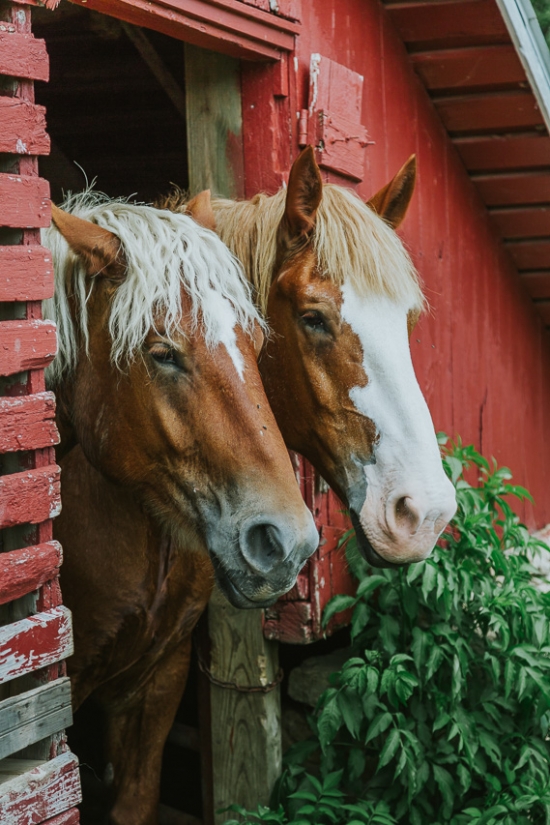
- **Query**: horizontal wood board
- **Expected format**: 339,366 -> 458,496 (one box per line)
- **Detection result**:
0,392 -> 58,453
0,677 -> 72,759
0,752 -> 81,825
0,606 -> 73,686
0,464 -> 61,529
0,542 -> 63,607
0,245 -> 54,302
0,320 -> 57,376
0,31 -> 49,81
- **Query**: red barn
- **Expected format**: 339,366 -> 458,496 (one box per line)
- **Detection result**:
1,0 -> 550,822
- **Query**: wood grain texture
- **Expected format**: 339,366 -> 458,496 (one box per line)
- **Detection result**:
0,392 -> 58,453
0,606 -> 73,686
505,239 -> 550,269
386,0 -> 509,49
68,0 -> 298,61
208,587 -> 281,824
490,206 -> 550,238
0,174 -> 50,229
473,171 -> 550,205
184,45 -> 244,198
455,134 -> 550,171
0,752 -> 81,825
0,98 -> 50,155
0,320 -> 57,376
520,271 -> 550,300
0,678 -> 72,759
411,44 -> 525,91
0,465 -> 61,530
0,31 -> 49,81
41,809 -> 80,825
0,245 -> 54,302
0,541 -> 63,607
435,91 -> 544,133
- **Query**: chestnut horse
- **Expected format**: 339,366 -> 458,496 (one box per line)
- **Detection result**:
44,194 -> 318,825
162,147 -> 457,567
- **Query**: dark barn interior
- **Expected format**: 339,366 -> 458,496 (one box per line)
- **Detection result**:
33,2 -> 189,204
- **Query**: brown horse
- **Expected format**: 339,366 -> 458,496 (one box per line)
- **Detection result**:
45,193 -> 318,825
163,147 -> 457,567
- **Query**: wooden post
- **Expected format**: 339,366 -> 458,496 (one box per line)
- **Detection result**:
184,44 -> 281,824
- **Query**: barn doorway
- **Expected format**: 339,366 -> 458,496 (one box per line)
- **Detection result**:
33,3 -> 189,204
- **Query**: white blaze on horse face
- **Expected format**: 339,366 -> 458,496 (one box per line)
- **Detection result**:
340,285 -> 456,564
205,288 -> 245,380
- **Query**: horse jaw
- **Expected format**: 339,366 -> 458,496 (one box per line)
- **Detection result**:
340,285 -> 456,565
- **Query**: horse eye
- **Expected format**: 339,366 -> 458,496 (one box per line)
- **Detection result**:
301,310 -> 327,331
149,345 -> 179,367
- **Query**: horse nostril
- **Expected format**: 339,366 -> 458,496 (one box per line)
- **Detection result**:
240,522 -> 287,575
393,496 -> 422,535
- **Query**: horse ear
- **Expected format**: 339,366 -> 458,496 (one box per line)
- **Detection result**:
187,190 -> 216,231
367,155 -> 416,229
282,145 -> 323,241
50,203 -> 125,279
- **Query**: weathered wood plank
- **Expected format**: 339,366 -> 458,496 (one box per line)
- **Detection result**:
0,752 -> 81,825
505,239 -> 550,269
0,320 -> 57,376
490,206 -> 550,239
0,606 -> 73,686
520,271 -> 550,300
0,245 -> 54,302
0,541 -> 63,607
473,171 -> 550,206
434,91 -> 544,134
184,45 -> 244,198
0,465 -> 61,530
0,98 -> 50,155
0,32 -> 49,81
0,677 -> 72,759
0,174 -> 50,229
411,44 -> 525,91
454,134 -> 550,171
42,809 -> 80,825
0,392 -> 58,453
386,0 -> 509,50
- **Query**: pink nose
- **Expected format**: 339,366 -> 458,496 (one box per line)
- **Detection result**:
387,492 -> 457,543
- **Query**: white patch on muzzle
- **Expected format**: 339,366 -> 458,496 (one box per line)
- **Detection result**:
341,285 -> 456,564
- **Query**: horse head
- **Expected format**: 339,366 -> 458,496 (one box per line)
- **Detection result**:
207,148 -> 456,568
45,194 -> 318,606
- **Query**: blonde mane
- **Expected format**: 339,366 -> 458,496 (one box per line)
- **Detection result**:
43,192 -> 264,386
161,184 -> 424,314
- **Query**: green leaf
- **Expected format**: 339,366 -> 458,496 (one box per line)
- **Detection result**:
377,728 -> 401,769
322,594 -> 357,628
366,711 -> 393,744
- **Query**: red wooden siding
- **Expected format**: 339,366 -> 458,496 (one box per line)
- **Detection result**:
0,3 -> 80,823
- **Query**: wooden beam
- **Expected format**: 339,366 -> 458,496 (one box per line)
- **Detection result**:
68,0 -> 298,62
121,22 -> 186,120
185,44 -> 244,197
207,588 -> 282,824
505,238 -> 550,269
0,678 -> 72,760
0,98 -> 50,155
386,0 -> 509,50
490,205 -> 550,238
473,170 -> 550,206
0,607 -> 73,686
411,44 -> 525,92
0,752 -> 81,825
434,90 -> 544,134
454,133 -> 550,171
520,271 -> 550,299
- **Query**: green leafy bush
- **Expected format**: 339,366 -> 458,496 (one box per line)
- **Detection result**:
223,437 -> 550,825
